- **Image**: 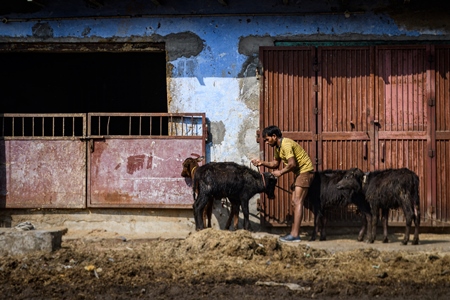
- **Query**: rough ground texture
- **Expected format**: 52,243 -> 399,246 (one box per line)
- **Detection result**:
1,228 -> 450,300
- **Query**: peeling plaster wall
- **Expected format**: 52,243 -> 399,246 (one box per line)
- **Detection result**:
1,0 -> 450,232
1,2 -> 449,164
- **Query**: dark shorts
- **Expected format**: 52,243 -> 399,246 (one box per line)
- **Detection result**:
292,171 -> 315,189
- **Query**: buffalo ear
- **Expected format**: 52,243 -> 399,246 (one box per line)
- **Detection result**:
356,169 -> 365,177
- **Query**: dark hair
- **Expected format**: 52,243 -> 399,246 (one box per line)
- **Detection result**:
262,125 -> 282,138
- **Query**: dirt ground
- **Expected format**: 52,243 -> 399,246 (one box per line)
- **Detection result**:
1,228 -> 450,300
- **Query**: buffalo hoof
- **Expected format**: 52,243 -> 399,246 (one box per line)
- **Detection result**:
412,238 -> 419,245
382,238 -> 389,243
401,239 -> 409,245
357,236 -> 364,242
309,237 -> 316,241
319,236 -> 326,241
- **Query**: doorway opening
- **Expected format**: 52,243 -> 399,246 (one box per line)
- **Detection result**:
0,49 -> 167,114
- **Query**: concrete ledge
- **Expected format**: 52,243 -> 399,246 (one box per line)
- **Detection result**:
0,228 -> 68,256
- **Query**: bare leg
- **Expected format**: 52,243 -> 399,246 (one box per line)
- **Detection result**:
290,186 -> 308,238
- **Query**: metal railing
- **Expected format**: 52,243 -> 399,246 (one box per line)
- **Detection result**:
0,113 -> 86,140
87,113 -> 206,138
1,113 -> 207,140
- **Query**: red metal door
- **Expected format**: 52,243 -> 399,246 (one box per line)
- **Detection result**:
316,46 -> 373,224
374,46 -> 433,225
259,45 -> 444,228
87,113 -> 206,208
434,46 -> 450,226
258,47 -> 316,226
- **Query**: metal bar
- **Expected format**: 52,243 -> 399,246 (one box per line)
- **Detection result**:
107,116 -> 110,136
139,116 -> 142,136
150,115 -> 152,135
129,116 -> 131,135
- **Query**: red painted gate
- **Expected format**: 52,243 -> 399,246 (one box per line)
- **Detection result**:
0,114 -> 87,208
0,113 -> 206,209
87,113 -> 206,208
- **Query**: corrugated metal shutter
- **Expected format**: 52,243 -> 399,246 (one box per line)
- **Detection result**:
316,47 -> 373,225
259,44 -> 448,228
374,46 -> 432,225
258,47 -> 316,226
435,46 -> 450,226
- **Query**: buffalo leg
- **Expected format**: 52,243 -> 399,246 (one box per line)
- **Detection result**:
203,201 -> 213,228
194,194 -> 211,230
401,199 -> 414,245
369,207 -> 379,243
225,201 -> 240,231
319,214 -> 327,241
232,203 -> 240,230
358,212 -> 371,242
240,198 -> 252,231
412,204 -> 420,245
381,208 -> 389,243
310,211 -> 320,241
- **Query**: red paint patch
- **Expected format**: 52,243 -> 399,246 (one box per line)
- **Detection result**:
126,155 -> 146,174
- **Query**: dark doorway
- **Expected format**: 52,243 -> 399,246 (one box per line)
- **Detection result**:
0,51 -> 167,113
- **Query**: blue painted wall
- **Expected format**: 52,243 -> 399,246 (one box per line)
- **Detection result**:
1,0 -> 449,164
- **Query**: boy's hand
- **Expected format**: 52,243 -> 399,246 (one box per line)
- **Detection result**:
251,159 -> 261,166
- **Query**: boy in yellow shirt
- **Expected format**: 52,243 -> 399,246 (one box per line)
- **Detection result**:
251,125 -> 314,242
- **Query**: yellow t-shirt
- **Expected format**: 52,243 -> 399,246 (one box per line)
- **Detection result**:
274,137 -> 314,176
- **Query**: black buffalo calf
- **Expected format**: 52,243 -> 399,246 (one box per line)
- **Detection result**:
181,156 -> 240,230
304,170 -> 371,242
192,162 -> 277,231
181,155 -> 214,228
336,168 -> 420,245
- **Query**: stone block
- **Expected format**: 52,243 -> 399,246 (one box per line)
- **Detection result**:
0,228 -> 67,255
